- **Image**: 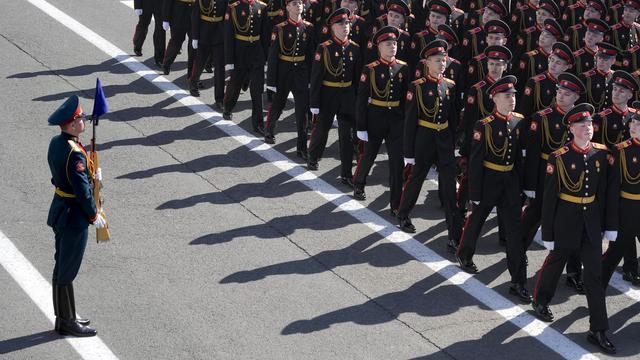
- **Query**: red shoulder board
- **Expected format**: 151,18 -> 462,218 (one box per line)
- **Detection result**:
592,143 -> 608,151
583,69 -> 596,77
366,60 -> 379,68
525,49 -> 538,57
616,140 -> 632,150
524,26 -> 536,34
552,146 -> 570,157
612,23 -> 623,30
472,80 -> 486,89
599,108 -> 613,117
568,2 -> 580,9
537,107 -> 553,116
473,53 -> 486,61
450,57 -> 461,65
468,26 -> 482,34
574,48 -> 585,56
533,74 -> 546,82
572,23 -> 583,30
480,115 -> 494,125
399,28 -> 409,36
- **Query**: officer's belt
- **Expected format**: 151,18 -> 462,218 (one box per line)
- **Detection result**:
279,54 -> 306,62
541,152 -> 550,160
55,188 -> 76,199
482,161 -> 513,172
267,10 -> 282,17
235,34 -> 261,42
621,191 -> 640,200
418,119 -> 448,131
201,14 -> 223,22
370,99 -> 400,108
559,193 -> 595,204
322,80 -> 352,88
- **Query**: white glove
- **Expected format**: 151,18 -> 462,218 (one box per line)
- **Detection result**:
134,8 -> 143,16
471,200 -> 479,205
404,157 -> 415,166
95,167 -> 103,182
93,213 -> 107,229
162,21 -> 170,31
543,241 -> 554,250
266,86 -> 277,93
524,190 -> 536,199
225,64 -> 234,71
357,131 -> 368,141
604,231 -> 618,242
310,108 -> 320,115
192,39 -> 199,49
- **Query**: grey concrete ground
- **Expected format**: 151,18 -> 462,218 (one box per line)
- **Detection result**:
1,1 -> 640,359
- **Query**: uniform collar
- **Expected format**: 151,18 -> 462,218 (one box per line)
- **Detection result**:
555,104 -> 567,115
428,25 -> 438,35
426,74 -> 443,83
287,17 -> 302,26
612,103 -> 629,115
527,1 -> 539,10
61,131 -> 79,143
538,46 -> 549,56
379,57 -> 397,65
584,46 -> 596,55
332,35 -> 348,46
545,71 -> 558,83
494,111 -> 513,121
485,74 -> 496,84
571,140 -> 592,154
633,138 -> 640,146
596,68 -> 612,76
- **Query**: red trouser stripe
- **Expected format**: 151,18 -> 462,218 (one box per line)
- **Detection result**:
456,213 -> 472,256
533,252 -> 553,301
352,140 -> 366,182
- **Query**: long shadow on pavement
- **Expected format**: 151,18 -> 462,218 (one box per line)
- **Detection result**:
0,330 -> 61,354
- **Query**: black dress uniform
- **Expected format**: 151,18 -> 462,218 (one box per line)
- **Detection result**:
565,15 -> 609,52
517,42 -> 575,119
464,20 -> 511,88
366,0 -> 412,64
264,14 -> 317,156
397,40 -> 463,245
189,0 -> 227,103
456,76 -> 531,303
514,19 -> 564,93
133,0 -> 166,65
512,3 -> 562,62
47,96 -> 99,337
508,0 -> 540,43
222,0 -> 270,132
307,8 -> 362,180
352,27 -> 408,210
605,0 -> 624,25
605,0 -> 640,51
602,134 -> 640,286
531,103 -> 616,354
580,42 -> 618,112
410,1 -> 451,68
162,0 -> 196,76
459,1 -> 509,66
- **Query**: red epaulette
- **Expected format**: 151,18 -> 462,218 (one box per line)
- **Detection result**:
472,80 -> 486,89
568,2 -> 582,9
616,139 -> 633,150
592,143 -> 608,151
533,74 -> 546,82
366,60 -> 379,68
537,108 -> 553,116
525,49 -> 539,57
611,22 -> 623,30
517,2 -> 528,10
480,115 -> 494,125
599,108 -> 613,117
553,146 -> 569,157
524,26 -> 537,34
574,48 -> 585,56
450,57 -> 461,65
468,26 -> 482,34
473,53 -> 486,61
582,69 -> 596,77
570,23 -> 583,31
399,28 -> 409,36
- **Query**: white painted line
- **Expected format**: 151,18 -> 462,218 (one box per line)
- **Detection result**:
120,0 -> 133,9
0,229 -> 119,360
26,0 -> 598,358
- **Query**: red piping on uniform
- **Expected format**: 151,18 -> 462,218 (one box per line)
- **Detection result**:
397,165 -> 414,212
456,212 -> 473,256
352,140 -> 366,182
533,252 -> 553,301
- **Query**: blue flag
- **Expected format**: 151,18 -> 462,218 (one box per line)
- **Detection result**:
91,78 -> 109,119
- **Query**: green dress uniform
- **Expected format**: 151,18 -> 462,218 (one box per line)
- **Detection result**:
47,95 -> 98,337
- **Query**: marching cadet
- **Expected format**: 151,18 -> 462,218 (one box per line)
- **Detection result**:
415,25 -> 463,82
580,42 -> 618,112
606,0 -> 625,25
47,96 -> 107,337
444,0 -> 465,38
307,8 -> 362,186
266,0 -> 286,30
264,0 -> 316,159
509,0 -> 540,43
455,76 -> 532,303
602,103 -> 640,286
511,0 -> 561,63
352,26 -> 409,211
410,1 -> 452,66
570,18 -> 610,73
516,42 -> 575,119
366,0 -> 412,63
318,0 -> 368,50
396,40 -> 463,250
459,0 -> 509,68
564,1 -> 607,51
521,73 -> 588,292
162,0 -> 196,77
222,0 -> 270,134
531,103 -> 616,354
592,70 -> 638,148
189,0 -> 227,107
132,0 -> 166,67
561,0 -> 595,27
465,19 -> 511,89
514,18 -> 564,93
605,0 -> 640,51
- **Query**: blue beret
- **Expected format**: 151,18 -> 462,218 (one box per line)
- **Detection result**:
48,95 -> 81,126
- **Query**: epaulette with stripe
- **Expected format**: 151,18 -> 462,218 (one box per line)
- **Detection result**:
536,108 -> 553,116
616,139 -> 632,150
450,57 -> 461,65
570,23 -> 583,30
366,60 -> 380,68
598,108 -> 613,117
399,28 -> 409,36
553,146 -> 569,157
349,40 -> 360,47
443,78 -> 455,87
321,40 -> 332,46
574,48 -> 585,56
472,80 -> 486,89
412,78 -> 425,85
276,21 -> 287,27
525,49 -> 538,57
582,69 -> 596,77
611,23 -> 623,30
67,140 -> 83,153
592,142 -> 608,151
396,59 -> 407,65
480,115 -> 494,125
568,2 -> 582,9
229,1 -> 239,7
473,53 -> 486,61
468,26 -> 482,34
533,74 -> 546,82
512,112 -> 524,119
524,26 -> 537,34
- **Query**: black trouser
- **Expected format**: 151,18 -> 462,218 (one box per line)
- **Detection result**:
133,1 -> 166,63
352,108 -> 403,210
265,67 -> 310,153
52,226 -> 88,286
224,63 -> 265,129
533,228 -> 609,331
163,26 -> 194,78
602,199 -> 640,285
190,42 -> 225,103
308,87 -> 355,178
458,171 -> 509,242
397,129 -> 462,241
456,171 -> 527,284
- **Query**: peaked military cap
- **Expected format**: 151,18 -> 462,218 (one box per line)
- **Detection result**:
538,0 -> 560,17
557,72 -> 586,95
552,42 -> 575,64
373,25 -> 400,44
487,75 -> 517,96
427,0 -> 452,15
597,42 -> 619,57
420,39 -> 448,58
485,19 -> 510,36
612,70 -> 640,92
484,0 -> 508,17
328,7 -> 351,24
48,95 -> 83,126
437,24 -> 459,45
484,45 -> 512,61
564,103 -> 595,124
585,18 -> 610,34
387,0 -> 410,15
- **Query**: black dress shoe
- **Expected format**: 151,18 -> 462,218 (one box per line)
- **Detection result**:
307,160 -> 318,171
566,274 -> 586,294
456,255 -> 479,274
390,209 -> 399,218
340,176 -> 354,188
134,48 -> 143,56
353,185 -> 366,200
622,271 -> 640,286
204,65 -> 213,73
531,301 -> 554,322
189,88 -> 200,97
56,318 -> 97,337
155,59 -> 163,68
197,80 -> 205,89
509,283 -> 533,304
55,317 -> 90,330
253,124 -> 265,136
264,134 -> 275,144
296,150 -> 308,161
446,239 -> 458,253
398,217 -> 416,233
587,330 -> 616,354
163,65 -> 170,75
223,111 -> 232,120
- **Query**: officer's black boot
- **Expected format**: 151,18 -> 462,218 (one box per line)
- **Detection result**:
56,285 -> 96,337
53,282 -> 60,331
353,183 -> 366,200
189,81 -> 200,97
68,283 -> 90,326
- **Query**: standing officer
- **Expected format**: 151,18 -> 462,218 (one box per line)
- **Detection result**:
396,39 -> 463,249
455,76 -> 532,303
580,42 -> 618,113
222,0 -> 270,134
531,103 -> 616,354
132,0 -> 166,67
47,96 -> 107,337
189,0 -> 227,108
602,105 -> 640,287
307,8 -> 362,186
352,26 -> 409,212
162,0 -> 195,77
570,18 -> 609,74
264,0 -> 316,159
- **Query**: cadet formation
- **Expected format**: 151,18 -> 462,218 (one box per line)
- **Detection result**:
45,0 -> 640,354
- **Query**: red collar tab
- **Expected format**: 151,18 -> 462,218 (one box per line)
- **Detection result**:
571,141 -> 592,154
